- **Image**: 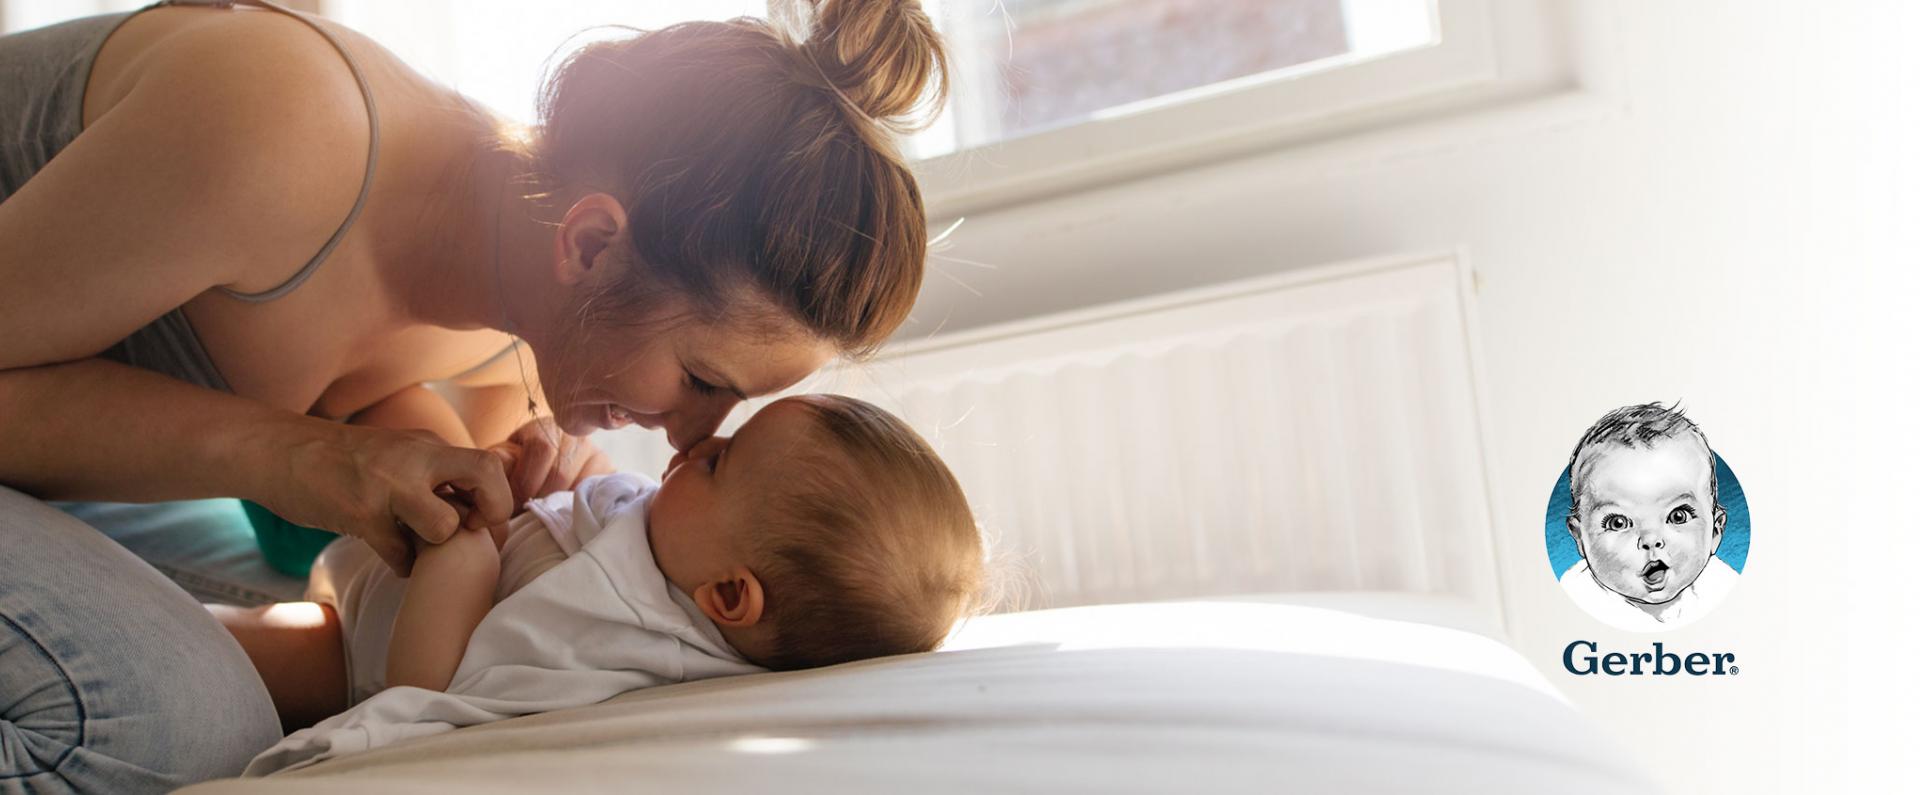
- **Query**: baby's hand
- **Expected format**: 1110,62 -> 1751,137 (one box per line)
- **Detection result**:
490,418 -> 615,506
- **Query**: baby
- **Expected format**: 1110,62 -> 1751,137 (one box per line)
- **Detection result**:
1559,402 -> 1739,630
221,394 -> 986,748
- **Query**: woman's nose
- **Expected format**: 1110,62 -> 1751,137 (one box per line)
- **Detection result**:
665,396 -> 740,451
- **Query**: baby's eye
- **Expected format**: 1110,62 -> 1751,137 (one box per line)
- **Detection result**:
1667,505 -> 1697,524
1602,514 -> 1631,532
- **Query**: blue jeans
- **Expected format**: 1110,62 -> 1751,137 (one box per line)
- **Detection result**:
0,487 -> 292,793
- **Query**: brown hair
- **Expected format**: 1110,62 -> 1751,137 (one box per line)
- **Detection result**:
531,0 -> 948,354
748,395 -> 985,671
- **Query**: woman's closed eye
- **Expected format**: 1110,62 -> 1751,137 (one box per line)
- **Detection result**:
686,371 -> 720,397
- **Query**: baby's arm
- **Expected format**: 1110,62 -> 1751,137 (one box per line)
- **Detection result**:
385,522 -> 500,691
355,384 -> 504,691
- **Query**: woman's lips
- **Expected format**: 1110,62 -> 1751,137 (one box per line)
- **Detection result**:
596,404 -> 663,432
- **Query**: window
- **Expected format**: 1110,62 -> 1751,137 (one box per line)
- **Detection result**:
912,0 -> 1438,159
914,0 -> 1499,214
319,0 -> 764,125
5,0 -> 1492,213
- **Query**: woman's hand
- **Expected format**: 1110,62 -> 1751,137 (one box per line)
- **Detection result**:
492,416 -> 615,506
266,423 -> 514,576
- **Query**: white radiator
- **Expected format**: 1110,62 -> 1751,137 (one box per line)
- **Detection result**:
596,253 -> 1503,623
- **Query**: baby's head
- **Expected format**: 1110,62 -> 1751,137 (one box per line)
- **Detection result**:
646,394 -> 985,670
1565,403 -> 1728,605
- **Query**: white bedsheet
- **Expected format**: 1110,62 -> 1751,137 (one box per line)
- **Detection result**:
184,593 -> 1659,794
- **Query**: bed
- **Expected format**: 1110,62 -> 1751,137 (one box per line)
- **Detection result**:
181,592 -> 1656,794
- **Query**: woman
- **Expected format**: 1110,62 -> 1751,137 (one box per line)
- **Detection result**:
0,0 -> 947,789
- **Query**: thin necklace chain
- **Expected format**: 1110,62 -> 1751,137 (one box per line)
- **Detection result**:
490,164 -> 557,453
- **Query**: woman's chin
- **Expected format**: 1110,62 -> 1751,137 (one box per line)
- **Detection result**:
557,407 -> 599,436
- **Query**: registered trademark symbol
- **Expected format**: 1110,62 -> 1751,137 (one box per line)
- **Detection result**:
1729,665 -> 1739,675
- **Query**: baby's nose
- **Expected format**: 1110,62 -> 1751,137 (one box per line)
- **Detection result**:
1639,537 -> 1665,551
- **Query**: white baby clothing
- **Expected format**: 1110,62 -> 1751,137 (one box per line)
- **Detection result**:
246,473 -> 763,775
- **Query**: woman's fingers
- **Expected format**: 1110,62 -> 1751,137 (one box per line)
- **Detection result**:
364,526 -> 417,578
392,488 -> 463,546
514,435 -> 559,505
434,447 -> 515,529
537,435 -> 582,496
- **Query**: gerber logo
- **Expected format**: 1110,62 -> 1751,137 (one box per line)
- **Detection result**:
1562,640 -> 1739,676
1543,403 -> 1750,632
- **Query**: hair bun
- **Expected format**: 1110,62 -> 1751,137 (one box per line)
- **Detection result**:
783,0 -> 949,129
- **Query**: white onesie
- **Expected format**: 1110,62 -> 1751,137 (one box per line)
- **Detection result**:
306,495 -> 585,704
253,473 -> 764,775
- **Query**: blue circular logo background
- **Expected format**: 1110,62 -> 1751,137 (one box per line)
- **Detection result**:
1544,453 -> 1750,578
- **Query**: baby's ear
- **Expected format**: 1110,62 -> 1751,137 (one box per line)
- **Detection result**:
1710,505 -> 1728,550
1565,514 -> 1587,558
693,566 -> 765,629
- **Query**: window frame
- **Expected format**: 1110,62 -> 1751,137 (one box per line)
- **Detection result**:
912,0 -> 1500,217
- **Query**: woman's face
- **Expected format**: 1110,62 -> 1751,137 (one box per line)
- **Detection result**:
524,192 -> 835,450
533,298 -> 833,451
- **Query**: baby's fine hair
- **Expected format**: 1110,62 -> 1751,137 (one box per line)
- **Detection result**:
1566,402 -> 1720,520
748,395 -> 986,671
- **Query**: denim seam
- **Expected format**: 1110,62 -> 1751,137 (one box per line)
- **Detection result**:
0,611 -> 86,780
148,562 -> 285,606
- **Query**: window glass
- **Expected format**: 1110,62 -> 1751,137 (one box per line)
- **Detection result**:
914,0 -> 1438,157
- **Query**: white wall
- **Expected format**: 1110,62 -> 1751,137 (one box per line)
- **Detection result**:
904,2 -> 1918,792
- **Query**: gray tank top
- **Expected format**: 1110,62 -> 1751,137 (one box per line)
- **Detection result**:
0,0 -> 380,393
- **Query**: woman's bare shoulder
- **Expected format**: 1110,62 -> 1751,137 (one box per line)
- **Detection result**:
0,9 -> 375,368
99,7 -> 373,202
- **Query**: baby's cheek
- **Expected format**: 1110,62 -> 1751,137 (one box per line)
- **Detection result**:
1667,527 -> 1710,560
1587,535 -> 1634,568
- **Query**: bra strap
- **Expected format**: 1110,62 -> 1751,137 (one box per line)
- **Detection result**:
164,0 -> 382,303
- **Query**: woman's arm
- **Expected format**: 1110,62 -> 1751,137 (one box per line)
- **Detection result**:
0,360 -> 510,574
439,382 -> 538,450
0,27 -> 511,569
352,384 -> 477,448
0,15 -> 370,371
440,345 -> 551,449
0,358 -> 321,504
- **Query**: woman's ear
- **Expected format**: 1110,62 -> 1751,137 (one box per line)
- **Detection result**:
693,566 -> 765,629
552,192 -> 627,287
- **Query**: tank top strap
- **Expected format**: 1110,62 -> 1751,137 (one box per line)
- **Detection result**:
163,0 -> 381,303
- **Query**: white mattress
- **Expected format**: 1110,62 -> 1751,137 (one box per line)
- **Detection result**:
183,593 -> 1658,794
